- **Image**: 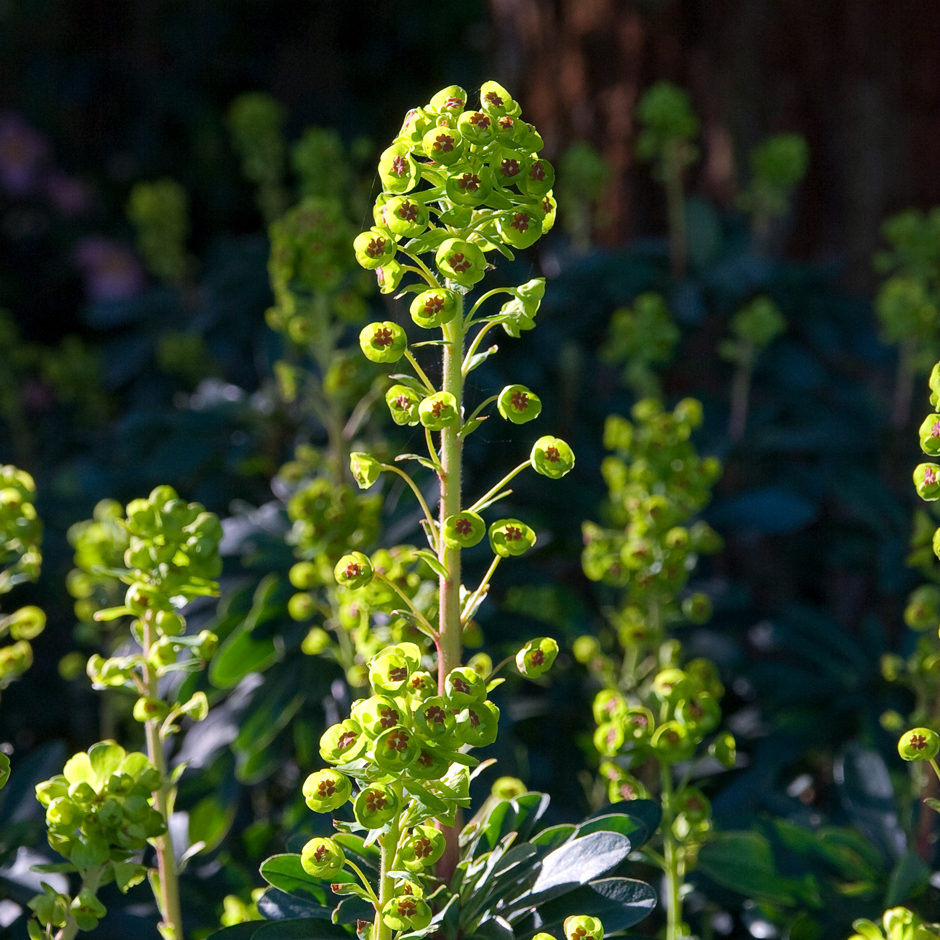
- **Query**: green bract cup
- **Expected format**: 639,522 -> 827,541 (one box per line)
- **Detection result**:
401,825 -> 446,872
498,204 -> 545,249
489,518 -> 537,557
359,321 -> 407,363
378,143 -> 420,194
419,392 -> 460,430
320,719 -> 368,764
516,637 -> 558,678
428,85 -> 467,114
383,896 -> 432,932
457,110 -> 494,145
414,696 -> 457,740
301,837 -> 346,878
531,435 -> 575,478
593,722 -> 624,757
456,701 -> 499,746
898,727 -> 940,761
383,195 -> 429,237
480,80 -> 516,118
920,414 -> 940,455
350,694 -> 406,737
353,227 -> 396,269
445,165 -> 493,206
421,126 -> 465,165
386,384 -> 422,426
376,260 -> 405,294
444,666 -> 487,706
498,385 -> 542,424
374,725 -> 421,772
350,452 -> 383,490
914,463 -> 940,500
442,510 -> 486,548
334,552 -> 374,589
521,155 -> 555,197
354,783 -> 400,828
302,770 -> 351,813
436,238 -> 486,286
410,288 -> 459,329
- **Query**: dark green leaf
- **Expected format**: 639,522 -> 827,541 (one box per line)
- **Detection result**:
332,895 -> 374,925
412,550 -> 448,580
525,831 -> 632,904
256,919 -> 352,939
260,854 -> 328,903
258,888 -> 332,921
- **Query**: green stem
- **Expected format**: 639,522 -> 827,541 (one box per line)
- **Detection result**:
374,785 -> 403,940
462,554 -> 502,625
463,395 -> 498,429
374,573 -> 437,640
399,250 -> 441,289
382,464 -> 439,550
346,860 -> 380,907
462,321 -> 500,376
464,287 -> 516,327
660,760 -> 684,940
142,617 -> 184,940
404,350 -> 437,394
437,300 -> 465,692
467,461 -> 531,514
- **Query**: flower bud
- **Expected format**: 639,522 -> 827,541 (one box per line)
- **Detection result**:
651,721 -> 696,762
531,436 -> 575,479
442,511 -> 486,549
905,585 -> 940,631
301,627 -> 331,655
385,384 -> 422,426
334,552 -> 374,589
382,895 -> 432,932
301,837 -> 346,879
354,783 -> 400,828
515,637 -> 558,678
401,825 -> 446,872
194,630 -> 218,661
8,605 -> 45,640
154,609 -> 184,636
682,592 -> 713,624
898,727 -> 940,761
353,227 -> 397,269
410,288 -> 459,329
497,385 -> 542,424
350,453 -> 383,490
302,769 -> 351,813
359,322 -> 407,364
709,731 -> 737,769
133,696 -> 169,723
564,915 -> 604,940
289,562 -> 320,590
435,238 -> 486,287
489,518 -> 537,557
676,693 -> 721,734
419,392 -> 460,430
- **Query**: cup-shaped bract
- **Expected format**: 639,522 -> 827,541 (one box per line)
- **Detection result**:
359,321 -> 407,364
516,637 -> 558,678
386,384 -> 422,426
354,783 -> 400,828
442,511 -> 486,549
334,552 -> 375,589
410,287 -> 460,329
350,452 -> 383,490
899,727 -> 940,761
302,769 -> 352,813
419,392 -> 460,431
489,518 -> 537,557
301,837 -> 346,878
497,385 -> 542,424
531,436 -> 575,479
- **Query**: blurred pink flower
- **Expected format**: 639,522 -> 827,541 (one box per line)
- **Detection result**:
0,113 -> 50,197
73,236 -> 145,302
45,170 -> 92,216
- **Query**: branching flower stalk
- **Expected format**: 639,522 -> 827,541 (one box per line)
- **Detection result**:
291,81 -> 573,940
29,487 -> 223,940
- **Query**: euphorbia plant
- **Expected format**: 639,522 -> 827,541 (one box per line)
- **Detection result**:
247,80 -> 576,940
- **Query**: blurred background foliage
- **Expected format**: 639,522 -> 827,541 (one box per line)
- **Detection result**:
0,1 -> 939,939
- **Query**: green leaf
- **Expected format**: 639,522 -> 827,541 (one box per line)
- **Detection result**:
530,824 -> 576,849
696,831 -> 818,906
519,877 -> 658,937
258,888 -> 332,921
30,862 -> 77,874
260,854 -> 329,902
112,861 -> 148,893
92,605 -> 133,621
188,793 -> 238,855
71,836 -> 110,870
394,454 -> 440,471
885,849 -> 930,907
210,574 -> 284,688
255,919 -> 351,939
412,550 -> 448,580
525,831 -> 632,904
925,798 -> 940,814
88,742 -> 126,787
332,895 -> 374,926
411,340 -> 449,348
387,375 -> 428,393
465,345 -> 498,373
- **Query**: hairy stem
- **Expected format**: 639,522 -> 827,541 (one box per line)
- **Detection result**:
660,761 -> 684,940
142,618 -> 184,940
